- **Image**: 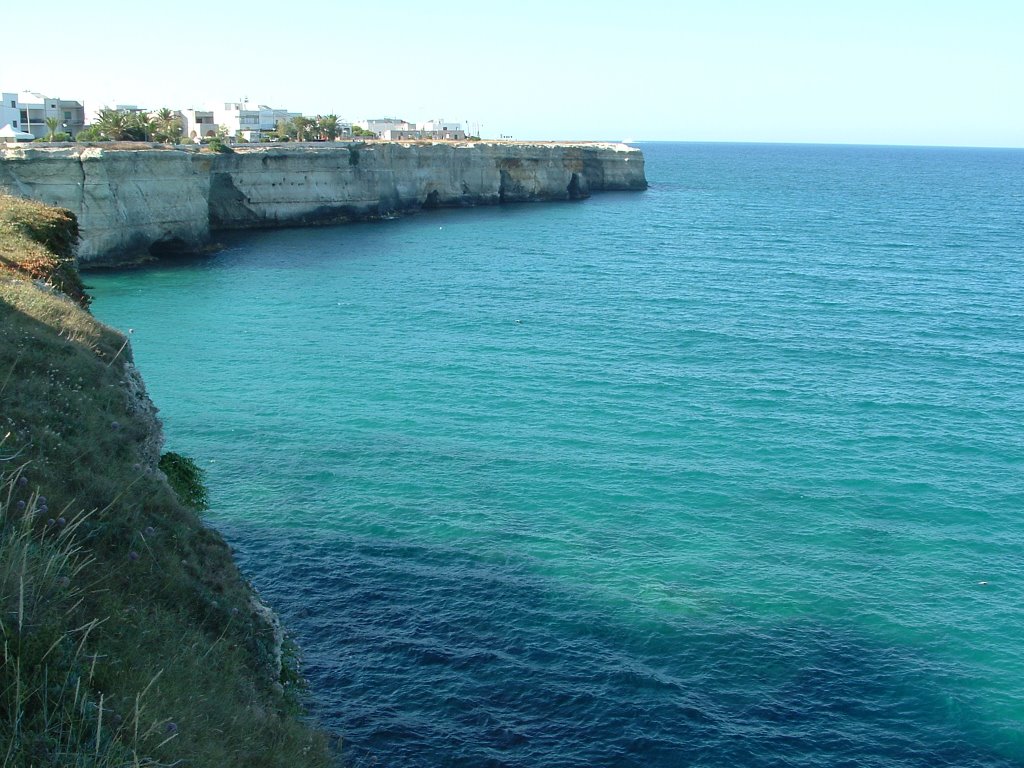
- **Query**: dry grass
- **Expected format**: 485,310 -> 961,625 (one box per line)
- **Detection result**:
0,195 -> 88,306
0,194 -> 336,766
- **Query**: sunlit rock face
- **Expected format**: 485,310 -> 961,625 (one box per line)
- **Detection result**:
0,142 -> 646,264
0,145 -> 211,262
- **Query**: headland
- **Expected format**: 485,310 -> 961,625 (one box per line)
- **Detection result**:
0,141 -> 647,265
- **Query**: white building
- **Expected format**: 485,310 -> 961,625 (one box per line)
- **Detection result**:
356,118 -> 409,137
0,91 -> 85,139
213,101 -> 300,141
419,118 -> 462,134
381,118 -> 465,141
1,93 -> 20,134
180,109 -> 217,140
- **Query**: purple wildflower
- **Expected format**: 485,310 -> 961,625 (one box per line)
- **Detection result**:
129,551 -> 139,561
16,476 -> 27,487
144,526 -> 155,537
110,421 -> 120,430
57,517 -> 66,527
16,500 -> 25,511
165,722 -> 178,734
37,496 -> 47,506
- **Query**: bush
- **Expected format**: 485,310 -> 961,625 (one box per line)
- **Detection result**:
202,137 -> 234,154
159,452 -> 209,512
33,132 -> 71,143
75,126 -> 106,142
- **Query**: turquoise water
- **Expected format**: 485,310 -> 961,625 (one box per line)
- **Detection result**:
87,143 -> 1024,767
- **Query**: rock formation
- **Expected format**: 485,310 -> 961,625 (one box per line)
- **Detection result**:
0,142 -> 646,264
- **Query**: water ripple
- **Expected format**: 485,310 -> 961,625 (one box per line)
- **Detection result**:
87,143 -> 1024,767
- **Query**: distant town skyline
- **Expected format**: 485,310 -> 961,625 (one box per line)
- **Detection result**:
2,0 -> 1021,148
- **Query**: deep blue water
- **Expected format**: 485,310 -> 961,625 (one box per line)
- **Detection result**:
87,143 -> 1024,767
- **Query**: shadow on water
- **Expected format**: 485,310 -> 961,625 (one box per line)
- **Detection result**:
84,143 -> 1024,768
224,526 -> 1022,768
81,197 -> 614,279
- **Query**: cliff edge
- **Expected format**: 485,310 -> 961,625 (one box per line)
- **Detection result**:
0,194 -> 333,765
0,141 -> 646,264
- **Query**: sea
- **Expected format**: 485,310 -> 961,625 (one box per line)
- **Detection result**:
86,142 -> 1024,767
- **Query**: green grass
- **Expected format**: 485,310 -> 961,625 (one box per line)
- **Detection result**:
0,194 -> 336,766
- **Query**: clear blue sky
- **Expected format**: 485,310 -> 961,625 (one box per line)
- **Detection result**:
2,0 -> 1020,147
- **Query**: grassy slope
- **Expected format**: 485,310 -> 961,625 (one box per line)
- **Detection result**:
0,195 -> 334,766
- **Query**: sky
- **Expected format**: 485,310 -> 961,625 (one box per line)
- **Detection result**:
2,0 -> 1021,147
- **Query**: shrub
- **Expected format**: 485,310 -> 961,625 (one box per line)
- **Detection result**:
202,137 -> 234,154
75,126 -> 106,142
159,452 -> 209,512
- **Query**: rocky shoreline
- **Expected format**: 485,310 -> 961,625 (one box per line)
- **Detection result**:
0,141 -> 647,265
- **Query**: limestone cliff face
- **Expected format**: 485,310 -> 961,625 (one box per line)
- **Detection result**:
0,145 -> 211,262
209,142 -> 646,229
1,142 -> 646,264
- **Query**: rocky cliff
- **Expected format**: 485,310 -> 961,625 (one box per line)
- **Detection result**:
209,142 -> 646,228
0,141 -> 646,264
0,145 -> 212,262
0,193 -> 333,764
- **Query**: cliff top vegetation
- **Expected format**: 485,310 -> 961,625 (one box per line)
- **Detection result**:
0,193 -> 334,766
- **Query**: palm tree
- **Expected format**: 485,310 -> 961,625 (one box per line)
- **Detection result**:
94,108 -> 130,141
127,112 -> 155,142
152,108 -> 181,143
44,116 -> 60,141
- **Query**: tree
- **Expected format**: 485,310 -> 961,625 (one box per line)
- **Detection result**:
273,118 -> 292,141
152,108 -> 182,143
76,125 -> 106,142
290,116 -> 315,142
126,112 -> 155,142
316,114 -> 340,141
87,108 -> 159,141
93,108 -> 130,140
44,117 -> 60,141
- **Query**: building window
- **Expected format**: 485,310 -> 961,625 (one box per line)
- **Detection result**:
64,111 -> 71,120
13,120 -> 17,127
9,101 -> 14,108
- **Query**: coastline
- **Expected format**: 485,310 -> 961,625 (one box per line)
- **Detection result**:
0,194 -> 334,764
0,141 -> 645,762
0,141 -> 647,266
